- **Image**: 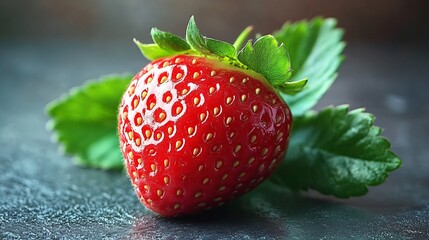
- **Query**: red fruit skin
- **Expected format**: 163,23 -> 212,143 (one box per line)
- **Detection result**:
118,55 -> 292,217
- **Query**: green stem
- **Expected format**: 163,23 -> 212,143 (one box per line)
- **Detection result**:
233,26 -> 253,50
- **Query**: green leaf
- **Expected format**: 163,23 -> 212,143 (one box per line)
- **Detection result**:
186,16 -> 210,54
278,78 -> 308,95
237,35 -> 293,86
151,27 -> 190,52
206,37 -> 236,58
274,18 -> 345,116
133,39 -> 175,61
136,17 -> 308,96
46,75 -> 132,170
271,105 -> 402,198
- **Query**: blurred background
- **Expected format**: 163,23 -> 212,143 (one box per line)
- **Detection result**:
1,0 -> 428,43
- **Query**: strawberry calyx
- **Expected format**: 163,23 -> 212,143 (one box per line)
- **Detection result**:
134,16 -> 308,95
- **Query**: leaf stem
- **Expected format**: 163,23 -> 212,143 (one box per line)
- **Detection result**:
233,26 -> 253,50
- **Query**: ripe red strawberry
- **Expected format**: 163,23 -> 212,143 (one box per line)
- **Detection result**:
118,17 -> 307,217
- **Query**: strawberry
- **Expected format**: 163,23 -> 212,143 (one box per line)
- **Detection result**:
118,17 -> 307,217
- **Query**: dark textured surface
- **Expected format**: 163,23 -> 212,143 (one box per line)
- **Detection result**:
0,40 -> 428,239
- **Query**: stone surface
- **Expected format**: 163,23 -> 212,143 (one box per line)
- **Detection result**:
0,40 -> 428,239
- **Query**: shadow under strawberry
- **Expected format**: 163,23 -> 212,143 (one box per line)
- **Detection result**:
127,182 -> 365,239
